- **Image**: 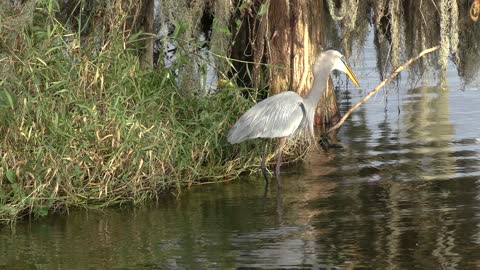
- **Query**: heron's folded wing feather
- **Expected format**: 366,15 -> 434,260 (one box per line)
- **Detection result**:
227,92 -> 305,143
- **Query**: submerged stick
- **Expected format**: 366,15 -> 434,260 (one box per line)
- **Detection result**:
326,45 -> 440,134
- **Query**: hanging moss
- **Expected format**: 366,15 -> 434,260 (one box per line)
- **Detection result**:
326,0 -> 468,84
157,0 -> 234,94
388,0 -> 402,68
440,0 -> 460,70
326,0 -> 347,21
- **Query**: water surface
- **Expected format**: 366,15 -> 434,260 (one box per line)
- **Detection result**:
2,34 -> 480,270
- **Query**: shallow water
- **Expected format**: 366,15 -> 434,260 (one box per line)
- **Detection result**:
2,35 -> 480,269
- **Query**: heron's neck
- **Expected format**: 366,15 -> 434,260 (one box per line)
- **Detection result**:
304,63 -> 331,108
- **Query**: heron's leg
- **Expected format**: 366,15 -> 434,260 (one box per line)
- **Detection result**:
261,142 -> 269,184
275,137 -> 286,188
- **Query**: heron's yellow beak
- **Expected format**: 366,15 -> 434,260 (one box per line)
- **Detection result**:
344,63 -> 360,87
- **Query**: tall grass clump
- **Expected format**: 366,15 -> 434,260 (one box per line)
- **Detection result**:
0,0 -> 266,223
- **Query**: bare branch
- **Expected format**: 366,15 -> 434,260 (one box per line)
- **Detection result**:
326,45 -> 440,134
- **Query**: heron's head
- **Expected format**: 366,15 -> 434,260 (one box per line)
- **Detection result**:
314,50 -> 360,87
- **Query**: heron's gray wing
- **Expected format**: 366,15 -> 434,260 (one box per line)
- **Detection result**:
227,91 -> 306,144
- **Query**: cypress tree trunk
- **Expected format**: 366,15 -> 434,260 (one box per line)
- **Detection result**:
268,0 -> 324,96
231,0 -> 340,129
140,0 -> 155,68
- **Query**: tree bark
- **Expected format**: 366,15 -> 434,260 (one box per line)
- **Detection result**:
140,0 -> 155,68
267,0 -> 325,95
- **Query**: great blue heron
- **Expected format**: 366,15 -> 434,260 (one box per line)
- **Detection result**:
227,50 -> 360,187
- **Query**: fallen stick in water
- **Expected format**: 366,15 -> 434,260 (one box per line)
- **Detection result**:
326,45 -> 440,134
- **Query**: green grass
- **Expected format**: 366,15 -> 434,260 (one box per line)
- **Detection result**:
0,0 -> 282,223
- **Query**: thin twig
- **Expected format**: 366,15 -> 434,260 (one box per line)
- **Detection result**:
326,45 -> 440,134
